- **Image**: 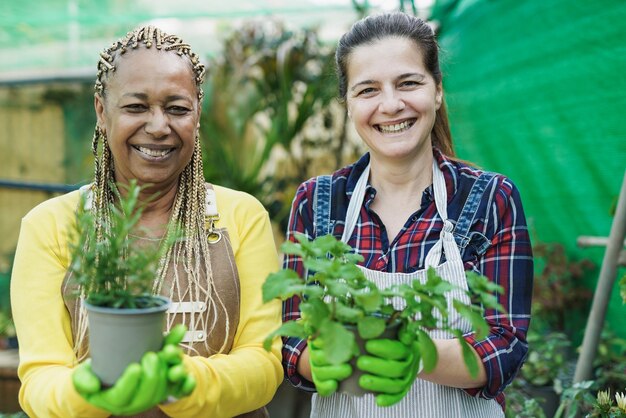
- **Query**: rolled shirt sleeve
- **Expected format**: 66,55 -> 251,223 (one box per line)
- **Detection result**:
461,177 -> 533,402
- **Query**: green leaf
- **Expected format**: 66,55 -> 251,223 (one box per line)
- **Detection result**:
465,271 -> 506,312
425,267 -> 440,283
301,285 -> 325,299
456,332 -> 480,379
325,280 -> 351,298
357,316 -> 386,339
280,240 -> 305,257
319,321 -> 356,365
334,302 -> 364,324
431,280 -> 456,295
303,257 -> 334,274
343,252 -> 365,264
261,269 -> 302,302
454,301 -> 490,340
337,263 -> 366,283
314,234 -> 345,255
297,236 -> 325,258
416,329 -> 438,373
262,320 -> 307,351
379,304 -> 396,316
353,288 -> 383,313
301,299 -> 330,330
466,271 -> 504,293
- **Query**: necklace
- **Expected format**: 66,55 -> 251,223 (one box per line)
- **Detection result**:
127,233 -> 164,242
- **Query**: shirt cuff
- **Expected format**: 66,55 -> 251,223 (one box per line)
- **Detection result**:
283,337 -> 316,392
462,332 -> 500,400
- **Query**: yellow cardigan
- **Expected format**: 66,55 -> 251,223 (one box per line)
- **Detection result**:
11,185 -> 283,418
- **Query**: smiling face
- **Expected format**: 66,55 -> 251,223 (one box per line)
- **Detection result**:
94,47 -> 201,189
346,36 -> 442,164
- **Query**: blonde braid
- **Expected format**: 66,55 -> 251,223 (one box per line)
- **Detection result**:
95,25 -> 205,100
73,26 -> 230,359
159,138 -> 230,354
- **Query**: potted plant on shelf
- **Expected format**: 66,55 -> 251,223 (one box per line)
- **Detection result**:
262,233 -> 504,399
519,330 -> 571,416
531,242 -> 594,337
0,310 -> 17,349
0,266 -> 18,350
67,180 -> 180,386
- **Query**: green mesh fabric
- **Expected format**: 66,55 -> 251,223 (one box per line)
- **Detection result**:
0,0 -> 358,78
432,0 -> 626,339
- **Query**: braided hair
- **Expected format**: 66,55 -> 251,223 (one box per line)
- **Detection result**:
73,26 -> 230,359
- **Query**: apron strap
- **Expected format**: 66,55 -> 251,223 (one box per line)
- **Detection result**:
313,175 -> 333,237
338,158 -> 461,269
452,171 -> 496,247
341,163 -> 370,244
425,160 -> 459,268
430,159 -> 449,221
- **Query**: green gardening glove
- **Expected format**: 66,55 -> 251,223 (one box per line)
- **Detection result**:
309,338 -> 353,397
356,326 -> 423,407
160,324 -> 196,400
73,324 -> 196,415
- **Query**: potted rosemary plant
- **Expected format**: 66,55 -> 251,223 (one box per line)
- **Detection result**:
262,233 -> 504,398
68,180 -> 179,386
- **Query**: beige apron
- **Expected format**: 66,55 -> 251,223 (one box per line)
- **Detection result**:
63,183 -> 267,418
310,162 -> 503,418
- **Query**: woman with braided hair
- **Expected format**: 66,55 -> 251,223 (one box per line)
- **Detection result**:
10,26 -> 282,417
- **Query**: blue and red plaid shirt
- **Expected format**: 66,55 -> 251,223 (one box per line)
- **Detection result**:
281,149 -> 533,411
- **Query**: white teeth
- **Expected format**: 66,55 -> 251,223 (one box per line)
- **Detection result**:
379,120 -> 411,133
137,146 -> 171,157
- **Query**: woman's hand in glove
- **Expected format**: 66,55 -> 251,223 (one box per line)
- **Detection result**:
72,324 -> 196,415
356,327 -> 423,407
159,324 -> 196,400
309,338 -> 353,397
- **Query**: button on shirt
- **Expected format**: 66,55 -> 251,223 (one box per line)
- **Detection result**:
281,148 -> 533,411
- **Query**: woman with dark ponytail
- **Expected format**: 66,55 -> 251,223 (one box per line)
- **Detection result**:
281,12 -> 533,418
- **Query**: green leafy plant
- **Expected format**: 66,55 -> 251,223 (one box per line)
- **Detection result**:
200,20 -> 359,231
504,241 -> 598,416
262,233 -> 505,377
68,180 -> 179,309
549,380 -> 596,418
504,330 -> 571,417
532,242 -> 594,335
586,389 -> 626,418
0,310 -> 15,339
504,388 -> 548,418
0,265 -> 11,314
0,261 -> 17,348
590,329 -> 626,398
521,330 -> 571,387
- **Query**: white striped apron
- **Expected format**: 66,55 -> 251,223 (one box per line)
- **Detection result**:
310,161 -> 504,418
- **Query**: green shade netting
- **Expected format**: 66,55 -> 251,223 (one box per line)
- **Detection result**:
432,0 -> 626,340
0,0 -> 357,77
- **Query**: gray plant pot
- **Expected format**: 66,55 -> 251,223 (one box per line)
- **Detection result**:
85,296 -> 170,386
338,320 -> 401,397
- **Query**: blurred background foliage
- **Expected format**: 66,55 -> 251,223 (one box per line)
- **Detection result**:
200,19 -> 363,230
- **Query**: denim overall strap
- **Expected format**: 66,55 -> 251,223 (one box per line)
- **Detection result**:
452,171 -> 497,254
313,175 -> 333,237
